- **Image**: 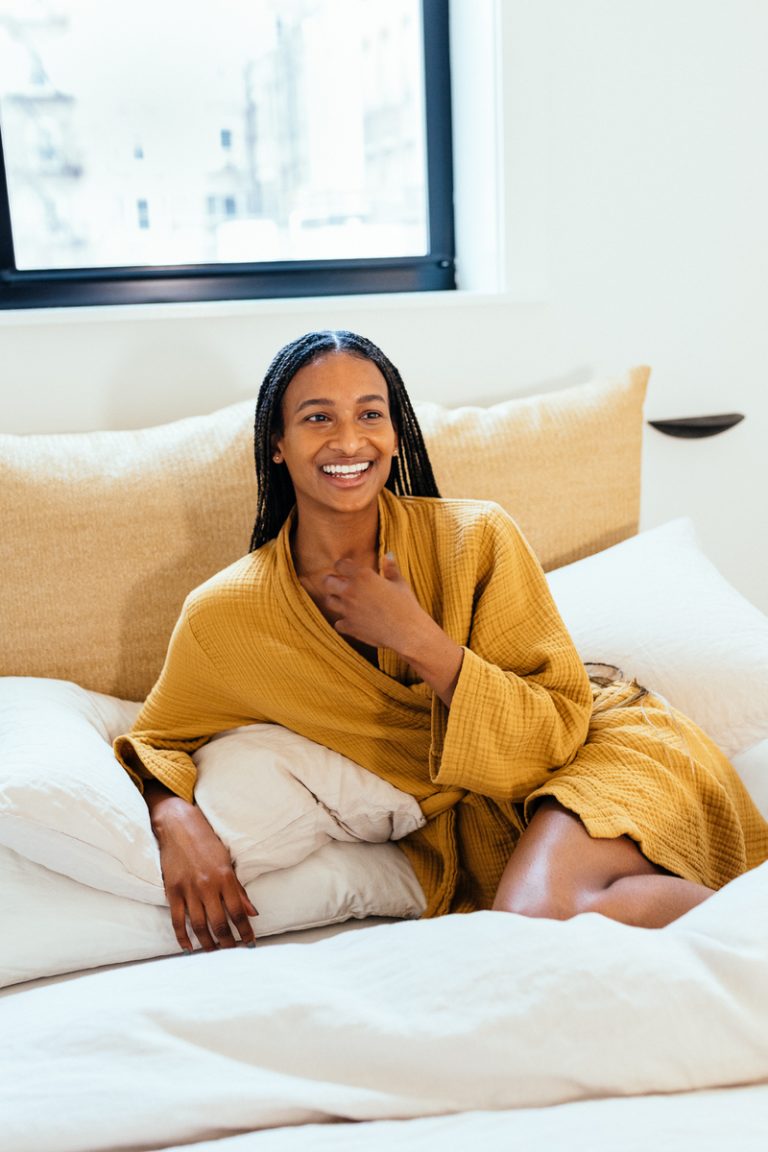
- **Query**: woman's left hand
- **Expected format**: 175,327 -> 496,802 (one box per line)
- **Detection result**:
323,553 -> 464,705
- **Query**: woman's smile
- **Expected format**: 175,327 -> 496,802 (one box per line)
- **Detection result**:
320,459 -> 375,487
321,461 -> 372,477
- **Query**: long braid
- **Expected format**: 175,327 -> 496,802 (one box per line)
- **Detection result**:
250,330 -> 440,551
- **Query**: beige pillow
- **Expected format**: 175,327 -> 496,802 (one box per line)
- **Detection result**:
0,401 -> 257,701
0,368 -> 648,700
418,366 -> 649,572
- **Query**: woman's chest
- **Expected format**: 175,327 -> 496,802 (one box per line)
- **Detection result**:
297,572 -> 379,667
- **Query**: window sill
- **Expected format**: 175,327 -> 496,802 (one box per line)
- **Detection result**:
0,286 -> 545,328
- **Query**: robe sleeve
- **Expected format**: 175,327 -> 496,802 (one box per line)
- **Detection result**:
429,505 -> 592,801
113,597 -> 264,803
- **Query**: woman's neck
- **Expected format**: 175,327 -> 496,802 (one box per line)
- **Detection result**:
290,506 -> 380,578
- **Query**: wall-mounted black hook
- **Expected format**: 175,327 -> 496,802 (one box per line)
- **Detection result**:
647,413 -> 745,439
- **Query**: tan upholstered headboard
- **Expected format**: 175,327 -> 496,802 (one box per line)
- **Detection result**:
0,366 -> 648,700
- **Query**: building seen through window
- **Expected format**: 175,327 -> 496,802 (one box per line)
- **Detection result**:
0,0 -> 439,278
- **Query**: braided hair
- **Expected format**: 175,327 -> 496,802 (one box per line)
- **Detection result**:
250,330 -> 440,551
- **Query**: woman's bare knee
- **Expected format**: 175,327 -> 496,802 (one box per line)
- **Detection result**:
492,801 -> 589,918
492,797 -> 663,922
492,885 -> 581,920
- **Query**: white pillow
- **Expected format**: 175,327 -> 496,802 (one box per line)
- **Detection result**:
0,677 -> 424,903
547,518 -> 768,758
195,724 -> 425,886
731,739 -> 768,819
0,678 -> 157,900
0,839 -> 425,989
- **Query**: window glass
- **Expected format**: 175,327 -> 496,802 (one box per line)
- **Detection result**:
0,0 -> 430,272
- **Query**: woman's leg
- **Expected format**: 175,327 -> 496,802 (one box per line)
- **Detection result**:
493,799 -> 714,928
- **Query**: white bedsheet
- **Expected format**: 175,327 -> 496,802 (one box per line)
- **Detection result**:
3,858 -> 767,1152
153,1085 -> 768,1152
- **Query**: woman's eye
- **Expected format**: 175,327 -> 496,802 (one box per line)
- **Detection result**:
306,413 -> 329,423
362,410 -> 384,421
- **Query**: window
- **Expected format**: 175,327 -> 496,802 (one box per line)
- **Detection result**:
0,0 -> 453,309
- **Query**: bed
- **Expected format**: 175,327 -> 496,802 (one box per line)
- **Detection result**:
2,366 -> 768,1151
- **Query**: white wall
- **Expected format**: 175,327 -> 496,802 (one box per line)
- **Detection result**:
1,0 -> 767,610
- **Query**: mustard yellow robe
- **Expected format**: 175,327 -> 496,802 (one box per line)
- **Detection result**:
114,491 -> 768,915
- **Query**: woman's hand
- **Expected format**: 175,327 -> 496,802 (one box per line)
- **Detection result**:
323,552 -> 423,653
145,781 -> 257,952
323,553 -> 464,706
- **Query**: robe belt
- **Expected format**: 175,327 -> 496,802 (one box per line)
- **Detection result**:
420,788 -> 468,820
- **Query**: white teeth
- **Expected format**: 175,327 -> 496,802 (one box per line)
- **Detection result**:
322,462 -> 371,476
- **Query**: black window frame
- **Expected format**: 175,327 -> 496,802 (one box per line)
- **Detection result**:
0,0 -> 454,310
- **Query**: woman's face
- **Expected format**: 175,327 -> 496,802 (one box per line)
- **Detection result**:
274,351 -> 398,521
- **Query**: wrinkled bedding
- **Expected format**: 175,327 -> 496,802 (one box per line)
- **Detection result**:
3,858 -> 767,1152
153,1085 -> 768,1152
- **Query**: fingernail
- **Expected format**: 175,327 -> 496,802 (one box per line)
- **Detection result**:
246,941 -> 257,949
385,551 -> 395,561
182,948 -> 192,955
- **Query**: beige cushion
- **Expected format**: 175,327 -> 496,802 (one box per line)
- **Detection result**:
418,366 -> 650,573
0,402 -> 257,701
0,367 -> 648,700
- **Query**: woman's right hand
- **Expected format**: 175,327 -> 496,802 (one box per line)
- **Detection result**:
144,780 -> 258,952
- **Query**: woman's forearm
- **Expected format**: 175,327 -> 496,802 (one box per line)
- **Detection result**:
397,617 -> 464,708
143,776 -> 193,830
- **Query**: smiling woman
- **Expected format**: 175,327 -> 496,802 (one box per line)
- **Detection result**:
113,328 -> 768,955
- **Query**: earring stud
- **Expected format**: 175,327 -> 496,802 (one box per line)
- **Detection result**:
273,453 -> 282,463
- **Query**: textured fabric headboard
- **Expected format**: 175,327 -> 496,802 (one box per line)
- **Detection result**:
0,367 -> 648,700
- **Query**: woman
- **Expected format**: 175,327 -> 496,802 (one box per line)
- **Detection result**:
114,329 -> 768,953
